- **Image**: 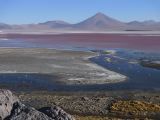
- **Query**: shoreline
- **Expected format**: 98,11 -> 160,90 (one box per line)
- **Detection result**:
1,30 -> 160,35
0,42 -> 160,119
0,48 -> 127,86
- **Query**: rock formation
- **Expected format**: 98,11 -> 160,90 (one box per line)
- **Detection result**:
0,89 -> 19,120
0,89 -> 74,120
39,106 -> 74,120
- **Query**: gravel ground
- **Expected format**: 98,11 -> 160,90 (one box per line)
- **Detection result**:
17,91 -> 160,119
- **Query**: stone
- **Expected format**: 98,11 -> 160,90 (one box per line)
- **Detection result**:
0,89 -> 19,119
39,106 -> 75,120
0,89 -> 74,120
5,102 -> 52,120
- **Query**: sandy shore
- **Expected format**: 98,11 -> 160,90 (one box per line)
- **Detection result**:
0,48 -> 126,84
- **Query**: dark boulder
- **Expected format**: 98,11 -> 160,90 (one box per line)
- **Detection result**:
0,89 -> 75,120
5,102 -> 52,120
39,106 -> 75,120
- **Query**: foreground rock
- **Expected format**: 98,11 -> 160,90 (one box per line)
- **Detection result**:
5,102 -> 53,120
39,106 -> 74,120
0,89 -> 74,120
0,89 -> 19,119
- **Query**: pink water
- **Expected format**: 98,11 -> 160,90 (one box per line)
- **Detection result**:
1,33 -> 160,52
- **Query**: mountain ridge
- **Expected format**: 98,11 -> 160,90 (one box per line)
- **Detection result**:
1,12 -> 160,31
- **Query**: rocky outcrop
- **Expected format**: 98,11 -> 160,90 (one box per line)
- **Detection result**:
39,106 -> 74,120
5,102 -> 53,120
0,89 -> 19,119
0,89 -> 74,120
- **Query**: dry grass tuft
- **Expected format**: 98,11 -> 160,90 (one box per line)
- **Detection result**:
111,100 -> 160,116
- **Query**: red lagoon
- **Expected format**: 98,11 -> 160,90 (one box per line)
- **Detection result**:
1,33 -> 160,52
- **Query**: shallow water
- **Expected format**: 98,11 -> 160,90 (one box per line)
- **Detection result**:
0,38 -> 160,92
0,38 -> 92,51
2,33 -> 160,52
90,49 -> 160,91
0,49 -> 160,92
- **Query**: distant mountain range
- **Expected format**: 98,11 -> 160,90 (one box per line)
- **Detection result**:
1,12 -> 160,31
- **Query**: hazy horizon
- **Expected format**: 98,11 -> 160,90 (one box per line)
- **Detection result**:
0,0 -> 160,24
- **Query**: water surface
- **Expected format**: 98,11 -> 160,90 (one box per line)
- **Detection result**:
90,49 -> 160,91
0,34 -> 160,91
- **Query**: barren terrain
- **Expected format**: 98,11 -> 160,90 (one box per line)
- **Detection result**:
0,48 -> 126,85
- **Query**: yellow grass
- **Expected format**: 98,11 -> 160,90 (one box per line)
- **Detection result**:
111,100 -> 160,116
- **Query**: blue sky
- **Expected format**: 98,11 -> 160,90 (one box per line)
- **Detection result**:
0,0 -> 160,24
